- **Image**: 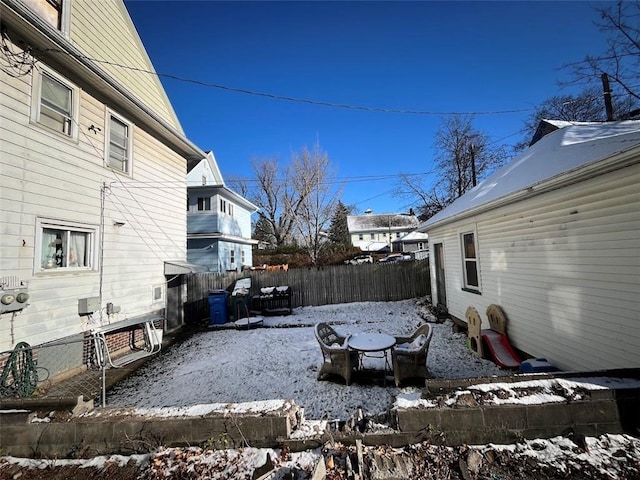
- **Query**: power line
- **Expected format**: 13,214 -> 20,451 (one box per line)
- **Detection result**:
40,47 -> 533,116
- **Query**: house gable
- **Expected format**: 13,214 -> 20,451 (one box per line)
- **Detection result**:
70,0 -> 183,132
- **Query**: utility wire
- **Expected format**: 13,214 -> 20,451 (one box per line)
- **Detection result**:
40,47 -> 533,116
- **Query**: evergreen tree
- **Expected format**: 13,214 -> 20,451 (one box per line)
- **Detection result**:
253,213 -> 276,246
328,201 -> 351,245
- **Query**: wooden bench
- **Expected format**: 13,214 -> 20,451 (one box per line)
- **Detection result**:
91,316 -> 163,368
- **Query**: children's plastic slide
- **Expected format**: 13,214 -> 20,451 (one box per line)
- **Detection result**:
480,329 -> 521,369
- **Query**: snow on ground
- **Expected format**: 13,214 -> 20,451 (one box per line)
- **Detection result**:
107,299 -> 509,421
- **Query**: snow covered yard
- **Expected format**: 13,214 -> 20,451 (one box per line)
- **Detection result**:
107,298 -> 509,420
5,298 -> 640,479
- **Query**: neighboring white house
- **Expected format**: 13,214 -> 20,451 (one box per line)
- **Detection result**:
418,120 -> 640,372
0,0 -> 206,375
392,230 -> 429,257
347,212 -> 419,252
186,152 -> 258,272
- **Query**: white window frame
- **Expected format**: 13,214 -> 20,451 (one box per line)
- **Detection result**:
230,249 -> 235,265
197,197 -> 211,211
24,0 -> 71,37
31,67 -> 79,140
241,249 -> 246,264
219,198 -> 227,214
152,284 -> 164,304
460,228 -> 481,292
35,218 -> 98,273
105,110 -> 133,175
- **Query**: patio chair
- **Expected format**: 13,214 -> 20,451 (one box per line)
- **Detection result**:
314,322 -> 359,385
391,324 -> 433,387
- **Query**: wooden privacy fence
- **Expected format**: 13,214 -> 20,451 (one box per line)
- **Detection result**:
185,259 -> 431,322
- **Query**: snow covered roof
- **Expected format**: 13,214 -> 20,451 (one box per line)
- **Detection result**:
348,213 -> 418,232
393,231 -> 429,243
420,120 -> 640,230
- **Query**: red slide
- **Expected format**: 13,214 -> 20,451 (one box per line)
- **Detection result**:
481,329 -> 521,369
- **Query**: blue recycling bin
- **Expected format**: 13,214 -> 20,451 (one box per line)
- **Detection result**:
207,289 -> 228,325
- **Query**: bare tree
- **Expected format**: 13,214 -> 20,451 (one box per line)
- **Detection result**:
396,115 -> 507,221
249,157 -> 297,246
564,1 -> 640,116
248,144 -> 340,259
291,144 -> 342,265
513,87 -> 629,151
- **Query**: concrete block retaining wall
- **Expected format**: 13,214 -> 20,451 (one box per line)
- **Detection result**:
1,405 -> 295,458
2,378 -> 639,457
394,388 -> 637,446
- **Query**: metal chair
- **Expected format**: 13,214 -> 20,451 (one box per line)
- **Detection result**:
391,324 -> 433,387
314,322 -> 359,385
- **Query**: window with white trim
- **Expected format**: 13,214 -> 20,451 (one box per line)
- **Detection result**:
241,249 -> 246,264
230,249 -> 235,265
358,233 -> 363,241
152,285 -> 164,303
220,198 -> 226,213
24,0 -> 71,35
461,231 -> 480,291
197,197 -> 211,211
106,112 -> 133,174
36,219 -> 97,272
31,68 -> 78,139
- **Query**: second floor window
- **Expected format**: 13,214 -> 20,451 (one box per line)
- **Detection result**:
197,197 -> 211,211
32,70 -> 78,139
107,114 -> 132,174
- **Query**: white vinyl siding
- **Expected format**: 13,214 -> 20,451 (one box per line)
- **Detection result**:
1,64 -> 187,350
427,163 -> 640,372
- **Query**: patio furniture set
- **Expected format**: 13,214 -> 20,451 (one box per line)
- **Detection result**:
314,322 -> 433,387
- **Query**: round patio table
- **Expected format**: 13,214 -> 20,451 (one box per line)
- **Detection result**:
348,333 -> 396,352
348,333 -> 396,384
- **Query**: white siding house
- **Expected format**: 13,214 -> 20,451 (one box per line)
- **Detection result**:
186,152 -> 258,272
347,212 -> 419,252
419,121 -> 640,372
0,0 -> 206,371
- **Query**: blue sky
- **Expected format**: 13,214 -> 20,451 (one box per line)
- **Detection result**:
125,0 -> 611,215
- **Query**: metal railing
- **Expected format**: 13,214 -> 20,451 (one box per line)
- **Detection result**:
0,335 -> 108,408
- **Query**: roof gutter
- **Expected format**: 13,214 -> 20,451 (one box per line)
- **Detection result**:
420,146 -> 640,231
1,0 -> 206,161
